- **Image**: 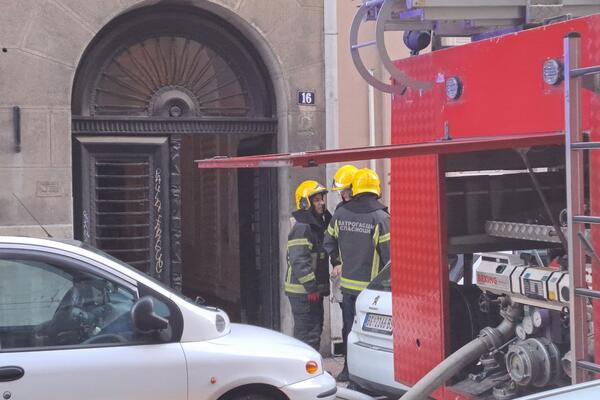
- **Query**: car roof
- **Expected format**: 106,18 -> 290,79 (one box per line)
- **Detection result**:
0,236 -> 166,293
0,235 -> 94,254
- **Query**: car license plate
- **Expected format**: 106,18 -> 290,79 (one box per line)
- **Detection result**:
363,313 -> 393,335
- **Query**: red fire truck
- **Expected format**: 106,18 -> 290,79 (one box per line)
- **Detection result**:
197,2 -> 600,399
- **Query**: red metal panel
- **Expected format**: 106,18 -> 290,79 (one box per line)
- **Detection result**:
389,15 -> 598,141
391,153 -> 448,398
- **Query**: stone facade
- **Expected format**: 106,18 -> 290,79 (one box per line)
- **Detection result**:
0,0 -> 325,338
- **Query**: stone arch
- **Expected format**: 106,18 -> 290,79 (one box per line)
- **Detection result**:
72,5 -> 275,118
68,1 -> 290,138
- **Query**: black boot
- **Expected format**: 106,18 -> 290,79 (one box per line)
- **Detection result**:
336,364 -> 349,382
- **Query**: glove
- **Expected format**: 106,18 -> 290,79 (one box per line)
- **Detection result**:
307,292 -> 321,303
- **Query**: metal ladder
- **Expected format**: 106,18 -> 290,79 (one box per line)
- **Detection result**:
564,32 -> 600,383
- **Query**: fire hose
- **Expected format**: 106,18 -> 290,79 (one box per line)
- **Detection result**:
401,304 -> 521,400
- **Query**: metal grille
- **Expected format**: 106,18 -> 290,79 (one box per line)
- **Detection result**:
94,158 -> 152,271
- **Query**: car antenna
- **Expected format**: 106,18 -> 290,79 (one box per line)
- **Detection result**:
12,193 -> 53,238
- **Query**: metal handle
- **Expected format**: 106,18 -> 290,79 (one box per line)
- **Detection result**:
0,366 -> 24,382
350,1 -> 433,94
349,1 -> 406,94
375,0 -> 432,92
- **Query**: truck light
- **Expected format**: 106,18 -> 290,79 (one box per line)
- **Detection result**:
305,361 -> 319,374
445,77 -> 462,100
542,59 -> 563,86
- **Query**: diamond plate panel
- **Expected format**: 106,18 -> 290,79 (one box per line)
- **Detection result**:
485,221 -> 564,243
391,154 -> 448,398
391,50 -> 450,400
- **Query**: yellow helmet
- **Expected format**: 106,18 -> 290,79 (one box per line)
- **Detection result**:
331,164 -> 359,191
295,180 -> 328,210
352,168 -> 381,197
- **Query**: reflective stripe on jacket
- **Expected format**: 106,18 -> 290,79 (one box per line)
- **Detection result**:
323,194 -> 390,295
285,209 -> 332,297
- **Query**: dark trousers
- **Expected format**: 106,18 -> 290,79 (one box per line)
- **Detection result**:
288,295 -> 324,351
341,292 -> 358,362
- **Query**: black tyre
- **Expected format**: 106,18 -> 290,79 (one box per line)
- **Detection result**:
226,391 -> 278,400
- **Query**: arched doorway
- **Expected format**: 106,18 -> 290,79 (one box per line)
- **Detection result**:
71,5 -> 279,328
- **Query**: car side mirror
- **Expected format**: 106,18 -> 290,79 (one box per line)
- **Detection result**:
131,296 -> 169,334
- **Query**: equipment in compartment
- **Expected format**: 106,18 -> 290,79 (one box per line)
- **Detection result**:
505,338 -> 562,388
449,252 -> 573,399
475,252 -> 569,306
475,253 -> 524,295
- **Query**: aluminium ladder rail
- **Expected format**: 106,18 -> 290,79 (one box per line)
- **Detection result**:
564,32 -> 600,383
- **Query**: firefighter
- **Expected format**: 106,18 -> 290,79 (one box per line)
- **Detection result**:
285,180 -> 332,351
329,164 -> 358,308
324,168 -> 390,381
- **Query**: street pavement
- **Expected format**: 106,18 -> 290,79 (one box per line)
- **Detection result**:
323,356 -> 348,388
323,355 -> 344,376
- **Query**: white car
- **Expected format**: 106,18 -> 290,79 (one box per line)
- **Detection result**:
347,264 -> 408,398
0,236 -> 336,400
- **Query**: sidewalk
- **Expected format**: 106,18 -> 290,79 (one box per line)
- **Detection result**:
323,355 -> 345,377
323,356 -> 348,388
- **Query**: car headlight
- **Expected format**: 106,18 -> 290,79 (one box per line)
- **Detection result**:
215,314 -> 226,332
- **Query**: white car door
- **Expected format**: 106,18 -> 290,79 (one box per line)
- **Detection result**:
0,252 -> 187,400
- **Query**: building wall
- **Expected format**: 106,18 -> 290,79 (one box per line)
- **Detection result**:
0,0 -> 326,338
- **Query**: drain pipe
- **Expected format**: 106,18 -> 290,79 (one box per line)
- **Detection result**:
368,69 -> 377,172
401,304 -> 521,400
324,0 -> 343,357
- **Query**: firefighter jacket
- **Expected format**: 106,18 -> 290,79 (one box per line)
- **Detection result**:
285,209 -> 332,297
324,194 -> 390,295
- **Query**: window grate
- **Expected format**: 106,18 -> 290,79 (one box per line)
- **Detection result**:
94,158 -> 152,272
